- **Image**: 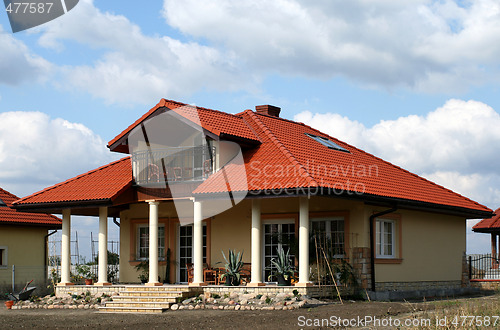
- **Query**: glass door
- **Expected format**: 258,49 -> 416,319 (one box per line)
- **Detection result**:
178,224 -> 207,283
263,220 -> 295,282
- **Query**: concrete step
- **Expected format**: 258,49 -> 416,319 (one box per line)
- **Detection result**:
112,295 -> 179,303
99,306 -> 167,313
105,301 -> 172,308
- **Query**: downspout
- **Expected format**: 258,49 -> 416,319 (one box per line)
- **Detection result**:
369,206 -> 397,292
44,230 -> 58,282
113,217 -> 120,227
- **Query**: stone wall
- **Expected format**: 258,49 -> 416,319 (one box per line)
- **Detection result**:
461,252 -> 470,287
352,247 -> 371,289
375,280 -> 461,292
470,280 -> 500,291
56,285 -> 124,297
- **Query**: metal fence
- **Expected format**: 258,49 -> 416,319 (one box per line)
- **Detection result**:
0,265 -> 52,297
468,254 -> 500,280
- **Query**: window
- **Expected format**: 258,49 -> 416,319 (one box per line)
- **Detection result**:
311,217 -> 345,257
0,198 -> 7,207
305,133 -> 349,153
0,246 -> 7,268
263,221 -> 295,282
137,225 -> 165,260
376,219 -> 395,258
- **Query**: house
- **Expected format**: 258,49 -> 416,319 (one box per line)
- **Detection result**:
13,99 -> 493,295
471,208 -> 500,281
0,187 -> 61,291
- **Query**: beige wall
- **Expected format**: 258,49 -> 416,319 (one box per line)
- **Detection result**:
374,209 -> 465,282
0,225 -> 48,267
119,197 -> 466,285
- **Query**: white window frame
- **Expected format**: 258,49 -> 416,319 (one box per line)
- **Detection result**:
0,246 -> 7,269
136,224 -> 165,261
375,219 -> 396,259
310,217 -> 345,258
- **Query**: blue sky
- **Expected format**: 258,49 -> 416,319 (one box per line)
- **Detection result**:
1,0 -> 500,258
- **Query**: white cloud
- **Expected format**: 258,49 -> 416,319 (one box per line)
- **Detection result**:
162,0 -> 500,92
36,0 -> 249,105
0,111 -> 116,197
294,99 -> 500,208
0,24 -> 52,85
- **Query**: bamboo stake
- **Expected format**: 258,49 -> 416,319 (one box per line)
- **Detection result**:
320,245 -> 343,304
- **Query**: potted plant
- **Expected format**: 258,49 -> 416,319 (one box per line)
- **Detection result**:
76,264 -> 96,285
220,249 -> 244,286
4,300 -> 14,309
134,260 -> 149,283
268,246 -> 296,286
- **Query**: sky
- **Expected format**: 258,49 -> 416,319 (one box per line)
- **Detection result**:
1,0 -> 499,259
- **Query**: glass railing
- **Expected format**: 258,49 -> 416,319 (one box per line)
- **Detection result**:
132,146 -> 214,185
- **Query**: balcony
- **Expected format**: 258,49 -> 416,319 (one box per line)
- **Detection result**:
132,146 -> 214,186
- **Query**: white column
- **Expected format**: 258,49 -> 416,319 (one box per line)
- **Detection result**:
96,207 -> 110,285
147,200 -> 161,286
59,209 -> 72,285
249,199 -> 264,286
191,199 -> 204,285
296,197 -> 311,286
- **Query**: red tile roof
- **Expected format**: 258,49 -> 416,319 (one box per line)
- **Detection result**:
194,110 -> 491,216
108,99 -> 259,153
0,187 -> 60,227
13,157 -> 132,206
16,99 -> 492,218
473,207 -> 500,232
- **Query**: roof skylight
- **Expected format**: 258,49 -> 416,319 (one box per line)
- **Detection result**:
305,133 -> 350,153
0,198 -> 7,207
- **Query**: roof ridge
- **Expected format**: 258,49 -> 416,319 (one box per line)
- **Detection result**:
243,110 -> 318,187
13,157 -> 131,205
164,98 -> 244,120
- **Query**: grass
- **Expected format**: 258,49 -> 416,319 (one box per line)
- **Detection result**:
398,294 -> 500,329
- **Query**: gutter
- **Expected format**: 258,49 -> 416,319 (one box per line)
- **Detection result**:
369,206 -> 398,292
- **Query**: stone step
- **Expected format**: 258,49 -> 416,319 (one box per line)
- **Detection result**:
123,291 -> 190,297
99,306 -> 166,313
105,301 -> 172,308
123,286 -> 191,292
112,295 -> 179,303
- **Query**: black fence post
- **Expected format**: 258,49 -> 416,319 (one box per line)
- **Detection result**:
469,255 -> 472,279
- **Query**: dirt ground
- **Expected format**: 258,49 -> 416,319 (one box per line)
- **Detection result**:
0,294 -> 497,329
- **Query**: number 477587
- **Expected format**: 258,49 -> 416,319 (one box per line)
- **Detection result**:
5,2 -> 53,14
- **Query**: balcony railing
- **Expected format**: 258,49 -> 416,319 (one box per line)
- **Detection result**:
132,146 -> 214,185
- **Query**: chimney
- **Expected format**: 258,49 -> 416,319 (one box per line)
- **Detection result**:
255,105 -> 281,117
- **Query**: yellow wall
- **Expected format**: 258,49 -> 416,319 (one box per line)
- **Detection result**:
119,197 -> 466,285
374,209 -> 465,282
0,225 -> 48,267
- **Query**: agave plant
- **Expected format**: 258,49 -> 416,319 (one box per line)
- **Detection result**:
221,249 -> 244,286
268,246 -> 296,285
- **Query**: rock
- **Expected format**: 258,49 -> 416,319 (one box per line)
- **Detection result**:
224,306 -> 229,310
260,295 -> 267,301
228,300 -> 235,305
298,301 -> 306,308
78,305 -> 85,309
48,305 -> 54,309
275,293 -> 288,300
84,305 -> 89,309
194,305 -> 200,310
178,305 -> 185,310
204,292 -> 211,299
229,292 -> 238,299
188,305 -> 194,310
223,298 -> 230,304
212,306 -> 219,310
218,305 -> 224,310
240,299 -> 248,305
275,306 -> 283,310
235,305 -> 241,311
170,304 -> 179,311
182,298 -> 193,305
241,293 -> 256,300
228,305 -> 235,310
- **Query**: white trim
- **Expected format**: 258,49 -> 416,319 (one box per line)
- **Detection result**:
176,223 -> 207,284
375,218 -> 396,259
0,246 -> 7,269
